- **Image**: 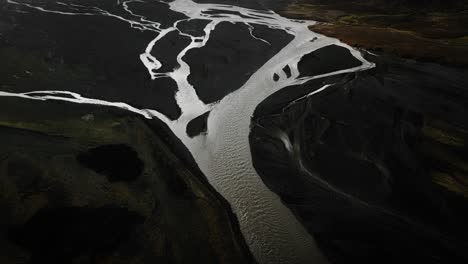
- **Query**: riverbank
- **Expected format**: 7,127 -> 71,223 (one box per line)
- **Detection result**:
0,97 -> 255,263
250,48 -> 468,263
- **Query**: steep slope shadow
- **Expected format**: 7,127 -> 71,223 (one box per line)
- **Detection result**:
9,206 -> 144,264
77,144 -> 144,182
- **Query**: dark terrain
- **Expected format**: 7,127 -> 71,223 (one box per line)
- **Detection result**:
251,27 -> 468,264
0,0 -> 467,263
0,97 -> 255,264
249,2 -> 468,262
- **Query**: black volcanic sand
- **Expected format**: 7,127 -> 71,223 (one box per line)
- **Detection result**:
150,30 -> 191,73
184,22 -> 293,103
282,65 -> 292,78
0,0 -> 183,119
177,19 -> 211,37
186,111 -> 210,138
251,53 -> 468,263
124,0 -> 188,28
298,44 -> 363,78
0,1 -> 294,112
0,97 -> 255,264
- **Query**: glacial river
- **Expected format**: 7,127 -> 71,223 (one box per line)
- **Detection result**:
0,1 -> 374,263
